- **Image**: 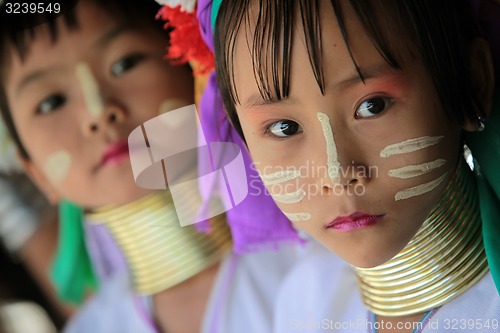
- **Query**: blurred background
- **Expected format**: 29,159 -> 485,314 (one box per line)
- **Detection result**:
0,173 -> 73,333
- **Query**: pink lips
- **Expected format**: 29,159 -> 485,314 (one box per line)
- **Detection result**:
325,212 -> 383,231
101,140 -> 130,167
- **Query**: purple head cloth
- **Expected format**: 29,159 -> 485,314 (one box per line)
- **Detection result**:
196,0 -> 301,254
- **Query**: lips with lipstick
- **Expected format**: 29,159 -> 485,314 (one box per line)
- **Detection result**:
325,212 -> 384,231
101,140 -> 130,167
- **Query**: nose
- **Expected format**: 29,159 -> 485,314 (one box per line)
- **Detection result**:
76,62 -> 127,136
83,104 -> 126,136
314,113 -> 370,193
321,160 -> 369,191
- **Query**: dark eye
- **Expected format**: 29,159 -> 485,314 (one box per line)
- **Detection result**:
355,97 -> 392,118
37,94 -> 66,114
266,120 -> 303,138
111,54 -> 145,77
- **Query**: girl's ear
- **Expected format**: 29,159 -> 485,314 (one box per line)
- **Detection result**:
18,152 -> 61,205
463,38 -> 495,131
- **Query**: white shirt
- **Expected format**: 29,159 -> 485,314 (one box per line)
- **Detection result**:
64,244 -> 299,333
274,241 -> 500,333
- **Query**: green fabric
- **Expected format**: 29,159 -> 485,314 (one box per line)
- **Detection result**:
464,91 -> 500,294
211,0 -> 223,30
50,200 -> 97,304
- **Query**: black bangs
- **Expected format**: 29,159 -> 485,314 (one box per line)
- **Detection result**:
214,0 -> 325,136
0,10 -> 79,62
214,0 -> 484,139
215,0 -> 325,105
214,0 -> 403,137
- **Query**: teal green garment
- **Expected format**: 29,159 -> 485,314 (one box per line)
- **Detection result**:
211,0 -> 223,29
50,200 -> 97,304
464,90 -> 500,294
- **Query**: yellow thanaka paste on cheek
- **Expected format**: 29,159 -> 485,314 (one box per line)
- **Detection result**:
271,189 -> 306,204
388,159 -> 447,179
380,136 -> 444,158
44,151 -> 72,185
159,99 -> 189,115
395,172 -> 448,201
284,212 -> 312,222
260,170 -> 301,186
75,62 -> 104,118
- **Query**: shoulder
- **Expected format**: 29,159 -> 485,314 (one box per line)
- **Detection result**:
425,272 -> 500,333
203,243 -> 300,333
273,240 -> 364,333
63,272 -> 157,333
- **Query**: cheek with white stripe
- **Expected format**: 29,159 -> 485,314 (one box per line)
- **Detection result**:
44,151 -> 72,185
259,168 -> 312,222
258,112 -> 342,223
381,136 -> 447,201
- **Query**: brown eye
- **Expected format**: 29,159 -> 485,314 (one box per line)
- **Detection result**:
37,94 -> 66,114
111,54 -> 145,77
355,97 -> 391,118
267,120 -> 303,138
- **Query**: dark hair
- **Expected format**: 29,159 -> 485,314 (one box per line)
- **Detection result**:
0,0 -> 164,159
214,0 -> 488,140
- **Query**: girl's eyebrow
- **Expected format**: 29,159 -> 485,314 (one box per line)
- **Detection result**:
16,66 -> 63,98
242,63 -> 401,110
93,25 -> 133,49
242,93 -> 295,110
15,25 -> 134,97
333,63 -> 401,89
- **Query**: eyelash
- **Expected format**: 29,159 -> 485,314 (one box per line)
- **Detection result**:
111,53 -> 146,77
260,95 -> 393,139
36,94 -> 66,115
264,119 -> 303,139
354,95 -> 393,119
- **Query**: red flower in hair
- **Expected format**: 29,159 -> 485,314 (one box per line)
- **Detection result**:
157,5 -> 215,76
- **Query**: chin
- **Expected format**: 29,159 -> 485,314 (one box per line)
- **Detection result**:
115,188 -> 152,205
340,249 -> 398,269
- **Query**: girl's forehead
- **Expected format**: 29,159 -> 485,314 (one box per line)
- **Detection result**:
231,1 -> 412,106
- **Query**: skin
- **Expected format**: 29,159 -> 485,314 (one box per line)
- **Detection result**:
232,1 -> 462,268
230,1 -> 494,331
5,0 -> 194,209
4,2 -> 218,332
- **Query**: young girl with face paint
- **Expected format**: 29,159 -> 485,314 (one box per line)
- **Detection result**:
209,0 -> 500,331
0,1 -> 299,332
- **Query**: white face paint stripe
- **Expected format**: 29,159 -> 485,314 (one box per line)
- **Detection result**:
158,99 -> 188,115
388,159 -> 447,179
260,170 -> 301,185
44,151 -> 72,185
284,212 -> 312,222
380,136 -> 444,158
271,189 -> 306,204
317,113 -> 340,184
395,172 -> 448,201
75,62 -> 104,118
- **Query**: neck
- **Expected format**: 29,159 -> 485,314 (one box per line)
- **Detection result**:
86,190 -> 232,295
356,157 -> 489,316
